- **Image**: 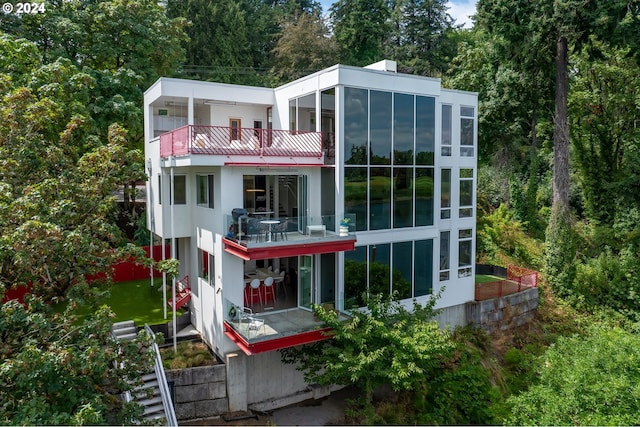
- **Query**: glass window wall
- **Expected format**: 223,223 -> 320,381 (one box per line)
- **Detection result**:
416,96 -> 435,165
370,91 -> 392,165
344,87 -> 368,165
393,93 -> 414,165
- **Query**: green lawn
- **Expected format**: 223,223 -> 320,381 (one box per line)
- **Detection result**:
66,278 -> 184,326
475,274 -> 504,284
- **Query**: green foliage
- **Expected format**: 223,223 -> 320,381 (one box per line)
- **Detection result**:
0,296 -> 156,425
330,0 -> 390,65
281,292 -> 453,409
477,204 -> 543,269
156,258 -> 180,279
160,341 -> 217,370
507,323 -> 640,425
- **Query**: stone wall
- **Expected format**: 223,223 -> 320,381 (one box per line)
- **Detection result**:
165,364 -> 228,421
465,287 -> 539,332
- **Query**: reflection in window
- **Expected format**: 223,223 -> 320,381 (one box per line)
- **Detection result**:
172,175 -> 186,205
198,249 -> 213,287
458,228 -> 473,278
345,167 -> 368,231
369,243 -> 390,296
196,175 -> 214,208
370,91 -> 392,165
414,239 -> 433,296
344,87 -> 368,165
415,168 -> 434,226
441,169 -> 451,219
297,93 -> 316,132
344,246 -> 367,308
439,231 -> 450,281
460,106 -> 475,157
393,241 -> 412,299
441,104 -> 452,156
393,167 -> 413,228
416,96 -> 435,165
321,89 -> 335,154
459,168 -> 473,218
370,167 -> 391,230
393,93 -> 414,165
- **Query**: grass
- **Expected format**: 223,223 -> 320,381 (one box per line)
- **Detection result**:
160,341 -> 218,370
475,274 -> 504,284
67,278 -> 185,325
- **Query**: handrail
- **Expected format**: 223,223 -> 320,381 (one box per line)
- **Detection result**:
145,324 -> 178,427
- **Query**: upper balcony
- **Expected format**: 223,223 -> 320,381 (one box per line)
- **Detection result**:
159,125 -> 325,167
223,213 -> 357,260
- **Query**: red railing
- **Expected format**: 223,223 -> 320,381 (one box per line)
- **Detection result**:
159,125 -> 323,159
475,265 -> 539,301
167,275 -> 191,310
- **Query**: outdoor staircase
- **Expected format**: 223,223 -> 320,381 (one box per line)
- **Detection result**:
111,321 -> 178,426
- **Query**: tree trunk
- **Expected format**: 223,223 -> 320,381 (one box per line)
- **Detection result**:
552,35 -> 570,218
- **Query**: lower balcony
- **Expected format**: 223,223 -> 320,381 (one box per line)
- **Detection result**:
223,298 -> 348,355
223,214 -> 356,260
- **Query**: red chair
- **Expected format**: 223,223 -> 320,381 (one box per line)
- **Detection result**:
248,278 -> 262,306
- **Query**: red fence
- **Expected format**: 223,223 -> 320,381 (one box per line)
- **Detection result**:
2,245 -> 170,304
475,265 -> 539,301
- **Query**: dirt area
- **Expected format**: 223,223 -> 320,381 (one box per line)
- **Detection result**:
181,386 -> 357,426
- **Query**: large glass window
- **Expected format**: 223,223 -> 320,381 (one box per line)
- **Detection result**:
196,175 -> 214,208
416,96 -> 435,165
459,168 -> 474,218
460,106 -> 475,157
198,248 -> 213,286
393,167 -> 413,228
439,231 -> 450,281
343,87 -> 439,231
321,89 -> 335,155
441,169 -> 451,219
392,241 -> 412,299
370,91 -> 392,165
369,243 -> 390,296
345,167 -> 368,231
458,229 -> 473,277
441,104 -> 452,156
172,175 -> 186,205
370,167 -> 391,230
344,87 -> 368,165
346,240 -> 434,307
344,246 -> 367,308
394,93 -> 414,165
415,168 -> 434,226
414,239 -> 433,296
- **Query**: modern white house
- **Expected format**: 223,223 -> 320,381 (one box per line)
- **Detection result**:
144,59 -> 478,412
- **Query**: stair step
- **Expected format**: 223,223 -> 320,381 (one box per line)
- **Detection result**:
114,332 -> 138,341
139,395 -> 163,407
135,380 -> 159,391
135,386 -> 160,399
112,320 -> 135,330
143,402 -> 166,415
141,372 -> 157,382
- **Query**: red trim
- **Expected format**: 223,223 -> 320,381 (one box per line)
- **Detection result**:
224,322 -> 334,355
223,238 -> 356,260
224,162 -> 324,167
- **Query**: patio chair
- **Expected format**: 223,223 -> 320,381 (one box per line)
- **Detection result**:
274,219 -> 289,241
240,307 -> 264,331
263,276 -> 276,303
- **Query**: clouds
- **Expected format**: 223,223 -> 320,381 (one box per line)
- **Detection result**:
446,0 -> 477,28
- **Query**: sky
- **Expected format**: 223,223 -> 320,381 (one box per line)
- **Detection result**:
318,0 -> 478,29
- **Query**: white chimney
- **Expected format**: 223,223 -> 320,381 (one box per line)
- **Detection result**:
364,60 -> 397,73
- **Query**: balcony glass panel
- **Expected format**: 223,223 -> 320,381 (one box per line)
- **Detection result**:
223,297 -> 349,346
224,213 -> 356,247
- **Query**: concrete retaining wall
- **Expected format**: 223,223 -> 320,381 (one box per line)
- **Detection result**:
166,364 -> 228,420
465,287 -> 539,332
